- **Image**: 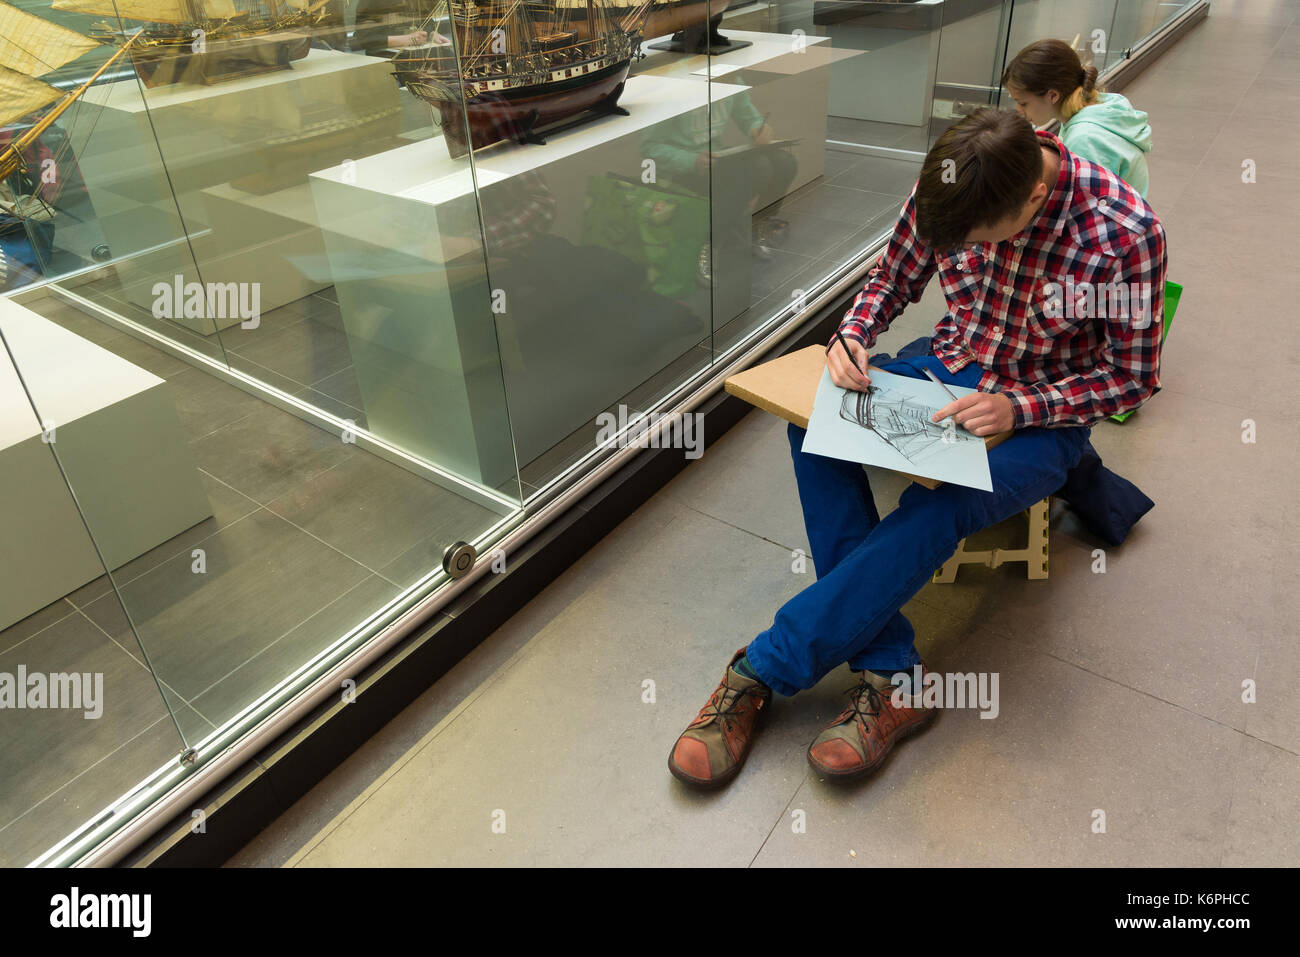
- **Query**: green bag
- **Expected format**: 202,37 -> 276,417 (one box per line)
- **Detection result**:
1111,279 -> 1181,423
581,174 -> 709,299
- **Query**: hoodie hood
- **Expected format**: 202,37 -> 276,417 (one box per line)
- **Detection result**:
1065,92 -> 1153,153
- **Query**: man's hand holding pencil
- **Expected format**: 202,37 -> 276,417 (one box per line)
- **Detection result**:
827,331 -> 871,391
827,328 -> 1015,437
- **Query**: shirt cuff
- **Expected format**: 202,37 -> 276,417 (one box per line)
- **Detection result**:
1003,386 -> 1053,429
830,323 -> 870,350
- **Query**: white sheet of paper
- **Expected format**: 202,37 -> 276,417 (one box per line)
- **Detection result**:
801,368 -> 994,492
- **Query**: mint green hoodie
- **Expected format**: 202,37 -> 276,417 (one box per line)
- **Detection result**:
1061,92 -> 1152,197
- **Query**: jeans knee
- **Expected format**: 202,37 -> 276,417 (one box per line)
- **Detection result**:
899,483 -> 991,547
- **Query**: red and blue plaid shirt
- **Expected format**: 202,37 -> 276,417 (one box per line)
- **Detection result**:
836,130 -> 1167,428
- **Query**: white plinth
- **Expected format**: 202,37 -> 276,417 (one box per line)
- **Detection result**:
0,299 -> 213,630
76,49 -> 406,332
309,74 -> 750,484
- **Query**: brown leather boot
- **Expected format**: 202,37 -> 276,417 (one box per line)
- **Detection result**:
669,647 -> 772,789
807,663 -> 937,780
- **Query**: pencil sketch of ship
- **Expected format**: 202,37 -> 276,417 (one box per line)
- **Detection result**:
392,0 -> 657,157
49,0 -> 337,87
839,382 -> 976,465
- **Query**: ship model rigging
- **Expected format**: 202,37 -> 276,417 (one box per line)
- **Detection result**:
393,0 -> 663,157
1,2 -> 140,286
49,0 -> 337,87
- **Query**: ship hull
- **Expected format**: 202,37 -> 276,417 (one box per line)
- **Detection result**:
405,57 -> 634,158
131,32 -> 313,88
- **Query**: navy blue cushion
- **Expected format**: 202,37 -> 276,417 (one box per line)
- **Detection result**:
1054,441 -> 1154,546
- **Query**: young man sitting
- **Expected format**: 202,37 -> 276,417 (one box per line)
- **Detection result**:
668,107 -> 1167,788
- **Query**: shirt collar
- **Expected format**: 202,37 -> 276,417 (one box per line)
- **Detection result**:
1029,129 -> 1072,237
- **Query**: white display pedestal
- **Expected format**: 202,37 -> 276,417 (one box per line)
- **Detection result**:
0,299 -> 213,630
76,49 -> 405,333
310,74 -> 751,486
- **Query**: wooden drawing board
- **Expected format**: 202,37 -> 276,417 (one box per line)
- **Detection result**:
724,344 -> 1011,489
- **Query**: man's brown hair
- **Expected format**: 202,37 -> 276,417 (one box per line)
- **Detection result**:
914,108 -> 1044,251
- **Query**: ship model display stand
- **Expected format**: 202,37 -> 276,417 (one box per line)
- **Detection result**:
72,49 -> 405,334
644,3 -> 752,55
636,29 -> 863,214
308,74 -> 753,491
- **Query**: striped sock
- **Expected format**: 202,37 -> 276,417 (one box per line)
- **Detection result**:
734,654 -> 760,681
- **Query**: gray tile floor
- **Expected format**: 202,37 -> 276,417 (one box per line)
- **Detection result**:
229,4 -> 1300,867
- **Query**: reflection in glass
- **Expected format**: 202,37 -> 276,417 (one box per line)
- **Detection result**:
2,0 -> 523,866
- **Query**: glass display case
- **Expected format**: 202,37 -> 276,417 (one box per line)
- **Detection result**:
0,0 -> 1202,864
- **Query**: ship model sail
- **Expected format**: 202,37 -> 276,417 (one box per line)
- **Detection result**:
49,0 -> 337,87
1,2 -> 139,288
0,3 -> 138,186
393,0 -> 656,157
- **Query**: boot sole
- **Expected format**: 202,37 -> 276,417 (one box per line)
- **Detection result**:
668,701 -> 770,790
807,707 -> 939,782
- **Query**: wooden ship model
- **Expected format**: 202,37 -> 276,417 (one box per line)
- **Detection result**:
1,4 -> 138,199
393,0 -> 657,157
49,0 -> 337,87
1,3 -> 140,286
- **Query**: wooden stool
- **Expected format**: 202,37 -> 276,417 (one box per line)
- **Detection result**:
932,496 -> 1051,583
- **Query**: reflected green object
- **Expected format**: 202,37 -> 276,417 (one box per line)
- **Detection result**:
582,175 -> 709,299
1110,279 -> 1181,423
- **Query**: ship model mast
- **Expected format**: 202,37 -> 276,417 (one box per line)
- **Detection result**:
394,0 -> 655,157
0,2 -> 141,184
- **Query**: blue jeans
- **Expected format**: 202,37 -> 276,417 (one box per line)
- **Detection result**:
744,354 -> 1091,697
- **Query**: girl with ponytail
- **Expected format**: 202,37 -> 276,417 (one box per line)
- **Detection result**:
1002,38 -> 1153,197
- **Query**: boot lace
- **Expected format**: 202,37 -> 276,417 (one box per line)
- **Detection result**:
844,677 -> 886,728
698,677 -> 764,724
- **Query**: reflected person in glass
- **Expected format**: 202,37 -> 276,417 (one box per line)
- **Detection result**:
641,87 -> 798,258
353,0 -> 449,57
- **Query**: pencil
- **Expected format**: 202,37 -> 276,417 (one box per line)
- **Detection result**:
922,366 -> 959,403
833,330 -> 867,378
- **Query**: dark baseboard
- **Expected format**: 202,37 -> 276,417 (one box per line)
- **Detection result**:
121,295 -> 852,867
